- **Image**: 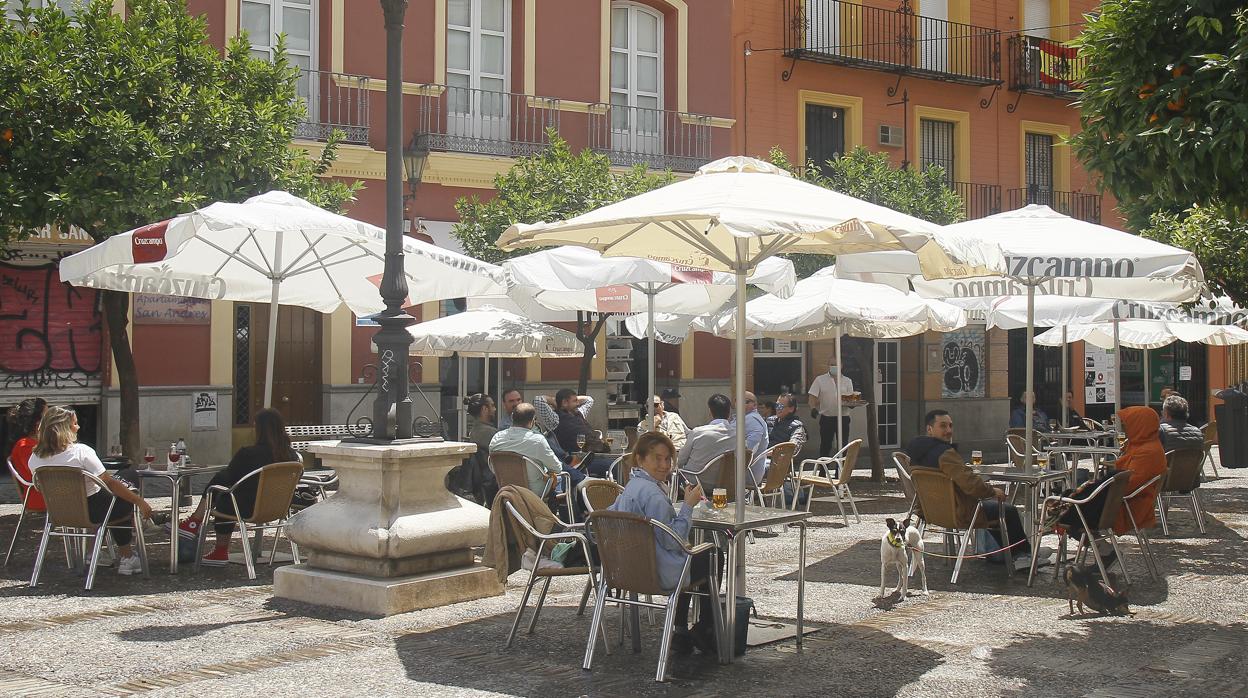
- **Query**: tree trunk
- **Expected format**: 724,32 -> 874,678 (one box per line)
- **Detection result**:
575,312 -> 610,395
102,290 -> 141,460
847,338 -> 884,481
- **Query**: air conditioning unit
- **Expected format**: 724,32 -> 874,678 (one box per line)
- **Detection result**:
879,125 -> 905,147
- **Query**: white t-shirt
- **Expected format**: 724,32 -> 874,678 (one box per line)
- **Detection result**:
28,443 -> 107,496
808,372 -> 856,417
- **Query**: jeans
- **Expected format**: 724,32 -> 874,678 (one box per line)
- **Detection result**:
818,415 -> 851,457
980,499 -> 1030,556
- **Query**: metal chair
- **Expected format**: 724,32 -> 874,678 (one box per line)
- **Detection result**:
192,461 -> 303,579
1157,448 -> 1208,535
581,479 -> 625,514
795,439 -> 862,524
582,510 -> 721,683
674,449 -> 745,504
4,458 -> 71,569
624,426 -> 639,451
502,500 -> 606,650
1201,421 -> 1220,478
490,451 -> 575,522
1122,470 -> 1167,581
29,466 -> 149,590
748,442 -> 797,510
298,469 -> 338,502
893,451 -> 918,520
1027,470 -> 1132,591
607,453 -> 634,486
1005,432 -> 1042,469
1082,417 -> 1106,432
910,467 -> 1012,584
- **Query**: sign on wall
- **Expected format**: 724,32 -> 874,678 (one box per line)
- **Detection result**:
134,293 -> 211,325
191,391 -> 218,431
1085,347 -> 1117,404
941,328 -> 985,398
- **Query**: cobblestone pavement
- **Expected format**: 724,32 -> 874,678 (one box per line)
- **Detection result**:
1,460 -> 1246,697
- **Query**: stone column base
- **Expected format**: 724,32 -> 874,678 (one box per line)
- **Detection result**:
274,563 -> 503,617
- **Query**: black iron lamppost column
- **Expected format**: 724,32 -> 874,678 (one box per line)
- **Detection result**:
371,0 -> 416,441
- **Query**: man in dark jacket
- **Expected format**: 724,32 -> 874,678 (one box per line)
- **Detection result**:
553,388 -> 610,476
769,394 -> 808,452
1159,394 -> 1204,452
905,409 -> 1031,561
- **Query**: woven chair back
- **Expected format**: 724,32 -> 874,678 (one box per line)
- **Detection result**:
835,439 -> 862,486
582,480 -> 625,513
489,452 -> 532,491
762,442 -> 797,492
910,467 -> 962,530
247,461 -> 304,523
893,452 -> 916,503
588,510 -> 667,596
32,466 -> 95,529
1164,449 -> 1205,494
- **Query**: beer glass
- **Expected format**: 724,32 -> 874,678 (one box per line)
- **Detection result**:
576,434 -> 587,451
712,488 -> 728,509
1036,452 -> 1050,469
970,450 -> 983,466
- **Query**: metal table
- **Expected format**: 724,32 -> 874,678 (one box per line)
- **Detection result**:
135,464 -> 227,573
975,466 -> 1070,548
691,504 -> 811,664
1044,444 -> 1121,481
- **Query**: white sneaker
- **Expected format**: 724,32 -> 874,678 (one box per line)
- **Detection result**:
521,548 -> 537,571
117,554 -> 143,576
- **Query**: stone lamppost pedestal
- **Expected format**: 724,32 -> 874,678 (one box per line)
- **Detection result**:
273,440 -> 502,616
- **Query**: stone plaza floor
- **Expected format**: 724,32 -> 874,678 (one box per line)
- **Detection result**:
1,460 -> 1246,697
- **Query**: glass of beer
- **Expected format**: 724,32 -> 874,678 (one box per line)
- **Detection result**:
1036,453 -> 1050,469
712,488 -> 728,509
576,434 -> 587,451
970,450 -> 983,466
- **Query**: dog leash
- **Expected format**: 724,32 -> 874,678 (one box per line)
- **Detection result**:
906,538 -> 1029,560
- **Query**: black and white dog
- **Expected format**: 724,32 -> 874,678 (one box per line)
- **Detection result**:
880,516 -> 927,598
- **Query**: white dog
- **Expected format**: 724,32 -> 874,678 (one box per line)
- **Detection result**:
880,516 -> 927,598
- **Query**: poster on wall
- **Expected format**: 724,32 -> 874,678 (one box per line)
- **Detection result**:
134,293 -> 211,324
191,391 -> 218,431
941,328 -> 985,398
1085,347 -> 1117,404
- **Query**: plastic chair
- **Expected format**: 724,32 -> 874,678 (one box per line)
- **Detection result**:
1157,448 -> 1207,535
193,461 -> 303,580
748,442 -> 797,510
1122,470 -> 1166,581
29,466 -> 149,590
1201,421 -> 1220,478
582,510 -> 721,682
795,439 -> 863,524
5,458 -> 71,569
893,451 -> 917,520
490,451 -> 574,522
502,500 -> 605,650
1027,470 -> 1132,591
910,467 -> 1012,584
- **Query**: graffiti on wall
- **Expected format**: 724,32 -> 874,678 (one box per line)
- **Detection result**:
0,262 -> 102,391
942,328 -> 985,399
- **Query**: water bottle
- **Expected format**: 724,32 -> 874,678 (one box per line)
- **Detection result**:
176,437 -> 188,466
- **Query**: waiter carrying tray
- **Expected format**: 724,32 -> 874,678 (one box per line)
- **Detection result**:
808,356 -> 859,457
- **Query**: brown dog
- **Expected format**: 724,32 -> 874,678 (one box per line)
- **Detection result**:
1063,566 -> 1132,616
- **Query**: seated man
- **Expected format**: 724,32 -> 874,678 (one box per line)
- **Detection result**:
1158,394 -> 1204,452
676,394 -> 735,492
1009,398 -> 1051,432
638,394 -> 689,450
906,409 -> 1031,563
738,391 -> 770,482
1061,391 -> 1086,429
499,388 -> 559,432
551,389 -> 610,476
490,403 -> 584,500
764,394 -> 808,482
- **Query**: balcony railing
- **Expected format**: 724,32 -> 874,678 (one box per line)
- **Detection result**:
588,104 -> 713,172
783,0 -> 1001,86
953,182 -> 1002,220
295,69 -> 371,145
1008,34 -> 1086,97
1008,187 -> 1101,223
409,88 -> 714,172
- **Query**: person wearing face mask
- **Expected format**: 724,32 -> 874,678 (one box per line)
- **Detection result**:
808,357 -> 855,457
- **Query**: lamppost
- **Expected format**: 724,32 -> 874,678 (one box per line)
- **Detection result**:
370,0 -> 416,441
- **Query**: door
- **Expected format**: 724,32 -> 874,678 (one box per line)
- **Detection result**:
918,0 -> 949,73
242,1 -> 317,126
1024,132 -> 1055,205
875,340 -> 900,448
610,2 -> 663,156
446,0 -> 510,149
247,304 -> 322,426
919,118 -> 956,186
804,104 -> 845,175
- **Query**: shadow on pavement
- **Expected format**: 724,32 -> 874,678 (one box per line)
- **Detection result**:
392,605 -> 943,698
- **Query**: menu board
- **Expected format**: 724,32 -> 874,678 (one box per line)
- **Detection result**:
1085,347 -> 1117,404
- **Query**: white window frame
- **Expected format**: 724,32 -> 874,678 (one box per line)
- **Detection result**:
610,1 -> 663,148
875,339 -> 900,449
242,1 -> 318,120
446,0 -> 512,100
5,1 -> 78,22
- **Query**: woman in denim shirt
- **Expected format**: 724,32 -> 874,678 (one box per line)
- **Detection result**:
609,431 -> 714,652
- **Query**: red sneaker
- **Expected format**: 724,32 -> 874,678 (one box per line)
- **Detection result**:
200,548 -> 229,566
165,517 -> 201,541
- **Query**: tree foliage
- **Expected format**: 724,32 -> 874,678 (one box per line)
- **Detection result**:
768,145 -> 965,278
1070,2 -> 1248,221
1140,204 -> 1248,305
0,0 -> 358,457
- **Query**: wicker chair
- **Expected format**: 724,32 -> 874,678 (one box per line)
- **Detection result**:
748,442 -> 797,510
795,439 -> 863,524
1027,470 -> 1132,591
675,449 -> 744,504
581,480 -> 625,513
1122,470 -> 1167,581
490,451 -> 574,522
5,458 -> 71,569
29,466 -> 149,590
1201,421 -> 1220,478
893,451 -> 917,520
192,461 -> 303,579
607,453 -> 635,486
582,510 -> 721,682
624,426 -> 639,451
1157,448 -> 1207,535
501,500 -> 604,649
910,467 -> 1011,584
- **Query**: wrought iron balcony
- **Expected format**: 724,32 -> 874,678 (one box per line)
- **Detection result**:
952,182 -> 1002,220
412,85 -> 560,157
295,69 -> 371,145
783,0 -> 1001,86
1008,187 -> 1101,223
1008,34 -> 1086,98
587,104 -> 713,172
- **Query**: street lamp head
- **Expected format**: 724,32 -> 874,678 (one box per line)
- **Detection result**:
404,136 -> 429,186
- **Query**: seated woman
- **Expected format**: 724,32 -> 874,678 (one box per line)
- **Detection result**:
6,397 -> 48,513
175,408 -> 298,565
609,431 -> 716,654
27,406 -> 154,576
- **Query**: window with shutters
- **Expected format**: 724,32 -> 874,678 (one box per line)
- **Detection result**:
804,104 -> 845,175
919,118 -> 956,186
1024,132 -> 1055,205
